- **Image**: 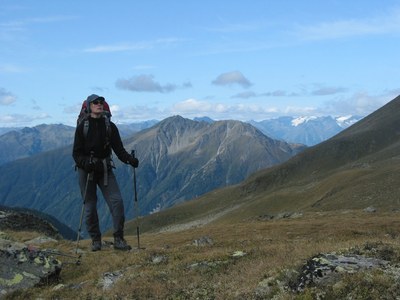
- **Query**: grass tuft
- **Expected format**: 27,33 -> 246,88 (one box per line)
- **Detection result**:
5,210 -> 400,299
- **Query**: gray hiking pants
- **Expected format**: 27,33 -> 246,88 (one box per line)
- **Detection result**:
78,168 -> 125,241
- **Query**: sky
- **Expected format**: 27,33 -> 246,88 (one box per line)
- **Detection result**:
1,0 -> 400,127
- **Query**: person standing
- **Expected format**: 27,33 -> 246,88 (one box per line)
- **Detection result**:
73,94 -> 139,251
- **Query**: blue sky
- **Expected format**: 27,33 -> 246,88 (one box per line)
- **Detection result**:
1,1 -> 400,127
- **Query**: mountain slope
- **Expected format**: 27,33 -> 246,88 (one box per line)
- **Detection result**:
0,124 -> 75,165
0,205 -> 76,240
133,95 -> 400,233
0,116 -> 304,232
125,116 -> 305,211
0,127 -> 21,136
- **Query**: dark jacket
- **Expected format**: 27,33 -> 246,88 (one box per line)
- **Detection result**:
73,116 -> 131,168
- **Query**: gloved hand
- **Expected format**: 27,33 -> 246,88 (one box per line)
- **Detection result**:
128,156 -> 139,168
83,159 -> 95,173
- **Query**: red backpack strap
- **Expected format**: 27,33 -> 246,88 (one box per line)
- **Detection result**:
103,101 -> 111,115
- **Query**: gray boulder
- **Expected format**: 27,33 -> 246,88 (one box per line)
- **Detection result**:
0,238 -> 62,297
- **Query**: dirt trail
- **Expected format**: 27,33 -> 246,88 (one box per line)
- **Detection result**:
156,204 -> 242,233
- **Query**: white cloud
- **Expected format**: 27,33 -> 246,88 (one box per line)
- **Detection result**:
0,15 -> 78,40
116,74 -> 191,93
295,8 -> 400,41
0,113 -> 50,125
0,64 -> 26,73
264,90 -> 289,97
231,91 -> 257,99
109,104 -> 120,113
112,105 -> 168,123
322,91 -> 398,116
212,71 -> 252,88
0,88 -> 16,105
65,90 -> 400,124
172,98 -> 215,113
283,106 -> 318,115
171,98 -> 280,120
84,43 -> 149,53
116,75 -> 176,93
311,86 -> 348,96
231,85 -> 347,99
84,38 -> 183,53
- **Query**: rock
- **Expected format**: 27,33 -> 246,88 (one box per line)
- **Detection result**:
257,212 -> 303,221
275,212 -> 303,219
293,253 -> 389,292
254,277 -> 274,298
0,209 -> 62,240
26,236 -> 58,245
192,236 -> 214,246
0,238 -> 62,296
231,250 -> 247,258
98,271 -> 123,290
188,260 -> 226,269
52,283 -> 65,291
0,238 -> 25,251
257,214 -> 274,221
150,254 -> 168,265
364,206 -> 377,213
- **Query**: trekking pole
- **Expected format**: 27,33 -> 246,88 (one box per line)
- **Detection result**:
131,150 -> 140,250
75,152 -> 94,256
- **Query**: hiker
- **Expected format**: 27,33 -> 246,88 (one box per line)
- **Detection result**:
72,94 -> 139,251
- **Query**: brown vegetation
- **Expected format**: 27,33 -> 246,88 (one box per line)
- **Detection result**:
6,96 -> 400,298
6,209 -> 400,299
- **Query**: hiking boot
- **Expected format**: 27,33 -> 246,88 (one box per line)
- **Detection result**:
91,240 -> 102,252
114,236 -> 132,251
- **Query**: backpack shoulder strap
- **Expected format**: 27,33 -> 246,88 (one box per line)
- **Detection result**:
104,115 -> 112,149
83,119 -> 90,139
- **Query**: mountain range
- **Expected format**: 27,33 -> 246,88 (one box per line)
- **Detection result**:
249,115 -> 362,146
0,115 -> 360,166
132,95 -> 400,234
0,120 -> 158,166
0,116 -> 304,233
0,124 -> 75,166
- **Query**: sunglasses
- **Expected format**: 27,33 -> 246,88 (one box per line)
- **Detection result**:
91,100 -> 104,105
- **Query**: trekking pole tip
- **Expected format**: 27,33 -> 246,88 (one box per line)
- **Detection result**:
76,254 -> 82,265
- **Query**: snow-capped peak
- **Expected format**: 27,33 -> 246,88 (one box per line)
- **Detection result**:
291,116 -> 317,127
335,115 -> 359,128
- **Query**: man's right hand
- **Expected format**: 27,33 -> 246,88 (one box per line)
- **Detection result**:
83,159 -> 95,173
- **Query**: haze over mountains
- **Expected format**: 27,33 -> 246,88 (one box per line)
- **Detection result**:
0,124 -> 75,166
0,115 -> 361,166
250,115 -> 361,146
133,95 -> 400,234
0,116 -> 304,233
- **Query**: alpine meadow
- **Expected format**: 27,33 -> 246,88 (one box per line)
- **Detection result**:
2,95 -> 400,298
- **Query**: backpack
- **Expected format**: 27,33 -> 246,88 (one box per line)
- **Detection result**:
77,98 -> 112,148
